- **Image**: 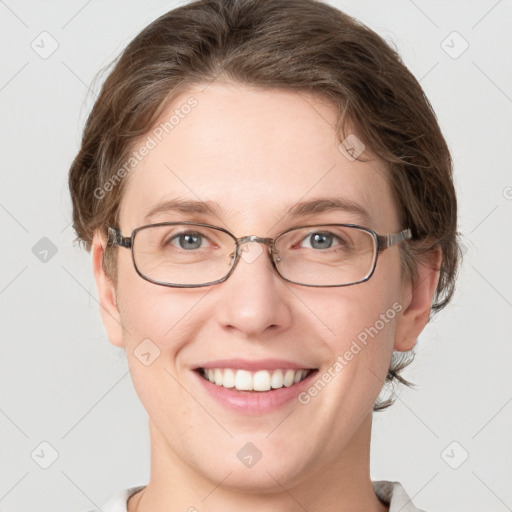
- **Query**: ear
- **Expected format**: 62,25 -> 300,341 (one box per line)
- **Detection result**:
394,247 -> 442,352
91,232 -> 125,348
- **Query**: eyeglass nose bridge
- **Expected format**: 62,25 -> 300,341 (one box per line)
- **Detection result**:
235,235 -> 274,252
234,235 -> 283,261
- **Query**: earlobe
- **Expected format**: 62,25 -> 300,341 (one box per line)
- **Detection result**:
394,247 -> 442,352
91,232 -> 125,348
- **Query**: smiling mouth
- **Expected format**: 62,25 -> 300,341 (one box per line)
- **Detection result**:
195,367 -> 317,392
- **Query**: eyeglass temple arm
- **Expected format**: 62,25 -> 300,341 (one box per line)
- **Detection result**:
376,228 -> 412,253
107,227 -> 132,248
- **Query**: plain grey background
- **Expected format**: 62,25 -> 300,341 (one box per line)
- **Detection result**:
1,1 -> 511,511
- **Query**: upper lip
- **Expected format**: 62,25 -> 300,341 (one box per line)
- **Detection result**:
194,359 -> 317,371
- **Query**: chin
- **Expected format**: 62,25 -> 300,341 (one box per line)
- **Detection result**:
204,457 -> 310,495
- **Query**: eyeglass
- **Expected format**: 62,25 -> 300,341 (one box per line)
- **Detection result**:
107,222 -> 412,288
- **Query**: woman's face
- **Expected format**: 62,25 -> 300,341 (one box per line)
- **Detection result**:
97,83 -> 417,492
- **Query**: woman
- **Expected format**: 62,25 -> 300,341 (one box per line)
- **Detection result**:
69,1 -> 459,510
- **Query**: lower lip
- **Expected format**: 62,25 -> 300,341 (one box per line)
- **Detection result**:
193,369 -> 318,414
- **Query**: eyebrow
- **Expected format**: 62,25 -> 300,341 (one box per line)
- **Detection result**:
143,197 -> 372,225
143,199 -> 221,222
285,197 -> 372,224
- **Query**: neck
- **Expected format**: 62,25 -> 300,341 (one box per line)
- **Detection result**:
129,414 -> 388,512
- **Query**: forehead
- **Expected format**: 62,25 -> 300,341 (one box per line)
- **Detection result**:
119,83 -> 399,233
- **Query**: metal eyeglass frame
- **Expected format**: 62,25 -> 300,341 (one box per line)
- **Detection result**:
107,222 -> 412,288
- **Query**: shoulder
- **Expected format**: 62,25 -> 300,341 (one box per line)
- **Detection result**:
80,486 -> 146,512
372,480 -> 428,512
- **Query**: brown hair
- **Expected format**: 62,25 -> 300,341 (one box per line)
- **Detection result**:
68,0 -> 460,410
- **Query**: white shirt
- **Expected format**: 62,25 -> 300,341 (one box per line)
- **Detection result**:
86,481 -> 426,511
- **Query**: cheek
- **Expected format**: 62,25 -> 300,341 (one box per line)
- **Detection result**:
114,259 -> 208,395
115,249 -> 206,344
318,289 -> 398,380
115,281 -> 212,440
296,257 -> 403,401
305,270 -> 402,357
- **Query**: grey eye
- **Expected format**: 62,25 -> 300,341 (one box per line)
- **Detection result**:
172,232 -> 204,250
303,232 -> 335,250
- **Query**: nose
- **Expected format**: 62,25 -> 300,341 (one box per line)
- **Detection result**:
215,239 -> 292,338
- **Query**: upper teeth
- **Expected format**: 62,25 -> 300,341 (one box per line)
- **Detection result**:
202,368 -> 311,391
